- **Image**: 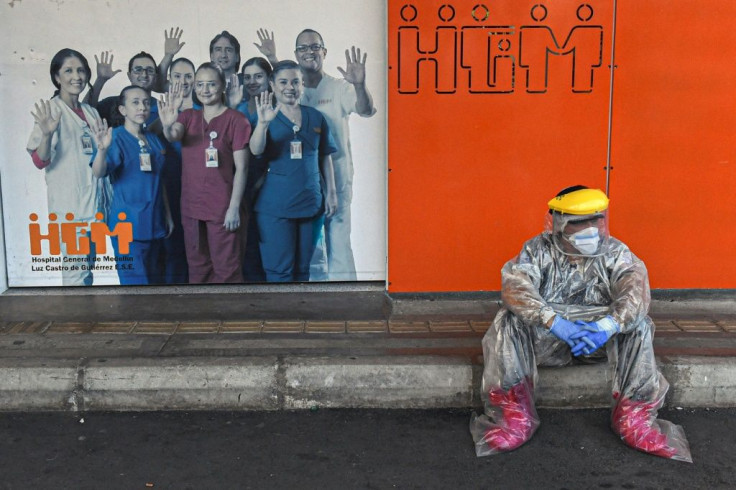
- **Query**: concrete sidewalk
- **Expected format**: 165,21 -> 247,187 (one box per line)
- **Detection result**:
1,286 -> 735,412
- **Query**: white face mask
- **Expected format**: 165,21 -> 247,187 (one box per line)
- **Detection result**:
566,226 -> 600,255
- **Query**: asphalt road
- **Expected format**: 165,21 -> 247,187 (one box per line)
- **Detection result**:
1,408 -> 734,489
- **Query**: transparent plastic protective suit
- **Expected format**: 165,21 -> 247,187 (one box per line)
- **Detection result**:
469,221 -> 692,462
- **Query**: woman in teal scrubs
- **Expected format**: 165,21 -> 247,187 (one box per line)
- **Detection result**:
90,86 -> 170,284
249,60 -> 338,282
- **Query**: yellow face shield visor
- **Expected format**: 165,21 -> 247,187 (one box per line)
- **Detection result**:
547,188 -> 609,216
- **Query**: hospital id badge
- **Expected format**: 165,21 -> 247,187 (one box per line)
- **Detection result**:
139,152 -> 152,172
81,133 -> 94,155
290,140 -> 302,160
205,147 -> 219,168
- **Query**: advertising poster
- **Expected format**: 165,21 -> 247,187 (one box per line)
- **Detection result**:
0,0 -> 387,287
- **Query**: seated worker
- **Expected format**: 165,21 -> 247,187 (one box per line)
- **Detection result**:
469,185 -> 692,462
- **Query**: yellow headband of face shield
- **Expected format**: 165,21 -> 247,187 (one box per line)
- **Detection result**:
548,188 -> 609,215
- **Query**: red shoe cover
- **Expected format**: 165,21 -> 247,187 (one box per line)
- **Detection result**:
484,383 -> 535,452
612,398 -> 677,458
483,426 -> 528,451
488,388 -> 507,406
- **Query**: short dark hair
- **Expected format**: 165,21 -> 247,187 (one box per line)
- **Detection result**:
112,85 -> 150,126
295,29 -> 324,47
169,57 -> 195,76
270,60 -> 301,81
49,48 -> 92,97
209,31 -> 241,72
241,57 -> 273,78
128,52 -> 157,73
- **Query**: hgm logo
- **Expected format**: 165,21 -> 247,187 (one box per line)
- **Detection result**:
397,3 -> 604,94
29,212 -> 133,255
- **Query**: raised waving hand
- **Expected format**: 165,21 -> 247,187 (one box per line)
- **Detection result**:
30,100 -> 60,136
254,29 -> 278,64
254,91 -> 280,124
90,117 -> 112,151
337,46 -> 367,85
94,51 -> 121,82
164,27 -> 186,58
226,74 -> 244,108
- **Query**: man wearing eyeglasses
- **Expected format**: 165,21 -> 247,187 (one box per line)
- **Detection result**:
294,29 -> 376,281
91,52 -> 161,129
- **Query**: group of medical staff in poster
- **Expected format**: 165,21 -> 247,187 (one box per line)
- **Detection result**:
26,27 -> 376,286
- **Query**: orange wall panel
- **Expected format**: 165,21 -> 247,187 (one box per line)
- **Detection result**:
610,1 -> 736,288
388,1 -> 614,291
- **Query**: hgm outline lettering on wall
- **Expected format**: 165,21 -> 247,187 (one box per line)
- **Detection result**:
29,212 -> 133,255
397,3 -> 603,94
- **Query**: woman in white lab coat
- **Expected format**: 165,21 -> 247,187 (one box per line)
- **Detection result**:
27,48 -> 108,286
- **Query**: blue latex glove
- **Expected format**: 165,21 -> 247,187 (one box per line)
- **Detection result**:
549,315 -> 584,349
570,316 -> 620,356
